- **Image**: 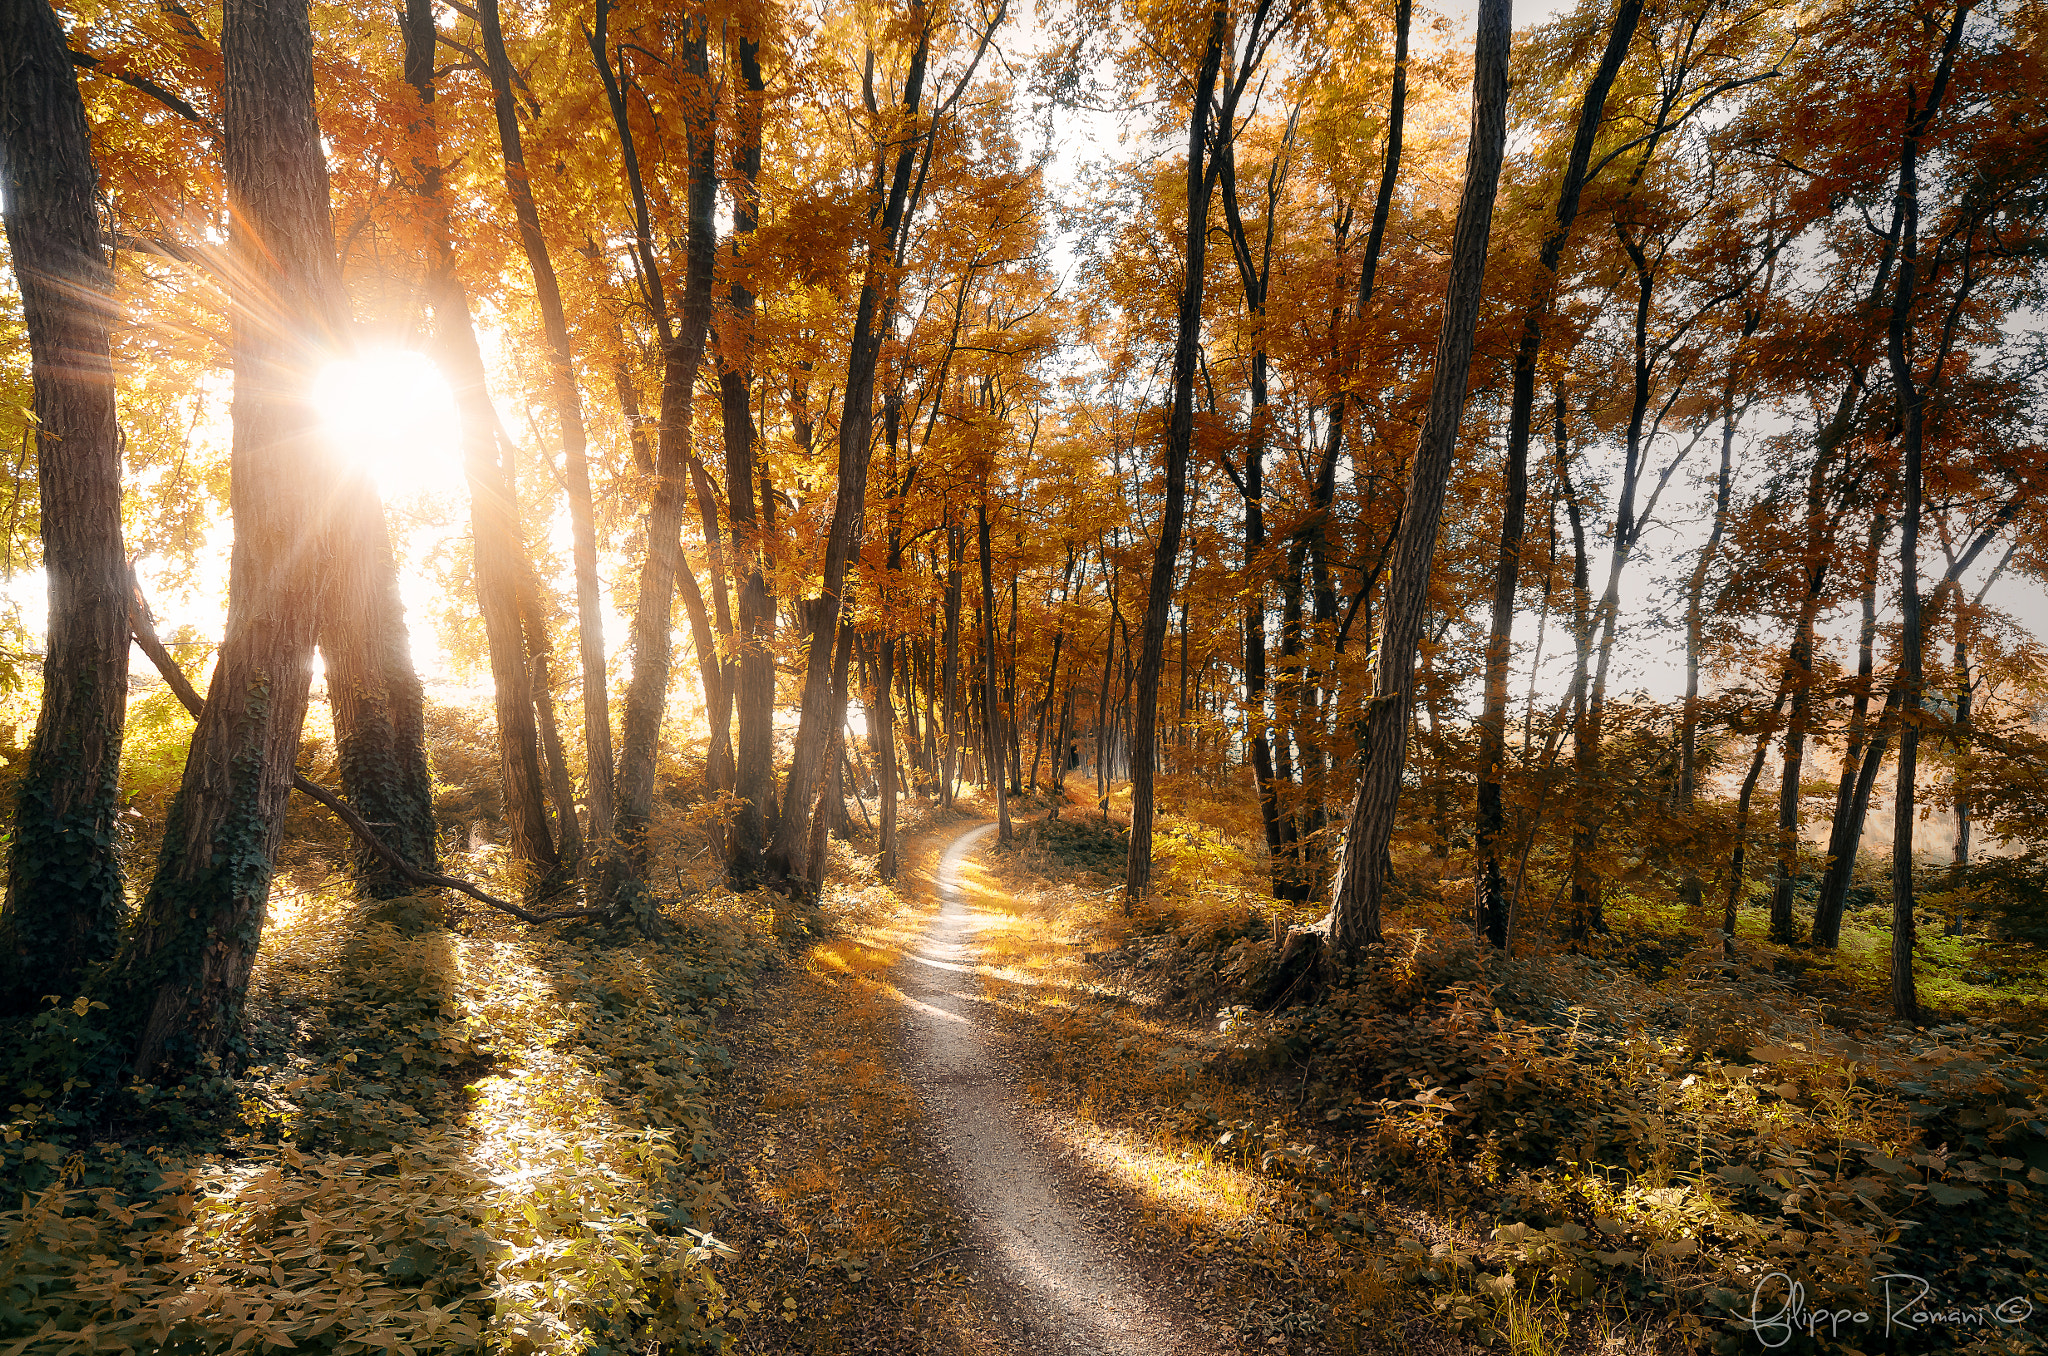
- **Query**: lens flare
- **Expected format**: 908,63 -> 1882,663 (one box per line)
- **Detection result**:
312,349 -> 463,502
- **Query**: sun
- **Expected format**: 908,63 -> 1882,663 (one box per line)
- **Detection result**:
312,349 -> 465,503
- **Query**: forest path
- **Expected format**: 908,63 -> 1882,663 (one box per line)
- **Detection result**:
893,821 -> 1203,1355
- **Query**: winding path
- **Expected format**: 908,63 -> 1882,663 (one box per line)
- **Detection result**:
895,822 -> 1202,1355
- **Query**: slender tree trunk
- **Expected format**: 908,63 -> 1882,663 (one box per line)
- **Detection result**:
396,0 -> 555,891
1127,0 -> 1232,907
518,563 -> 582,867
722,35 -> 775,882
320,470 -> 438,897
481,0 -> 614,869
1885,3 -> 1966,1022
1677,371 -> 1740,911
979,500 -> 1013,841
1811,516 -> 1889,947
117,0 -> 346,1075
1767,459 -> 1834,943
770,21 -> 934,890
878,632 -> 900,878
1327,0 -> 1510,956
608,20 -> 717,898
1725,685 -> 1792,952
1474,0 -> 1641,947
0,0 -> 131,1014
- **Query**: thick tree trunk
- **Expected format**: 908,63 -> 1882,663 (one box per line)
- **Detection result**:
481,0 -> 614,872
320,471 -> 439,897
1327,0 -> 1510,956
117,0 -> 346,1075
1128,0 -> 1232,906
1473,0 -> 1640,947
0,0 -> 131,1014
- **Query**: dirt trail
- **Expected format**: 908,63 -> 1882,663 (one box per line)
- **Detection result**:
894,822 -> 1203,1355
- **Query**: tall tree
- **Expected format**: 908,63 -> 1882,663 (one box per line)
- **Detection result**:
478,0 -> 615,878
1125,0 -> 1275,905
0,0 -> 132,1014
1326,0 -> 1510,956
400,0 -> 560,891
608,10 -> 720,900
1885,0 -> 1970,1023
114,0 -> 349,1076
1472,0 -> 1642,947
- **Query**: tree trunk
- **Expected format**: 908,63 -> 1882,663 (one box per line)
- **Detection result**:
979,499 -> 1013,842
1125,0 -> 1229,907
396,0 -> 556,893
770,20 -> 933,889
599,17 -> 717,899
320,470 -> 439,898
514,557 -> 582,868
1327,0 -> 1510,956
1811,516 -> 1889,947
1473,0 -> 1640,947
481,0 -> 614,872
117,0 -> 346,1076
941,516 -> 965,807
1767,458 -> 1834,943
1677,367 -> 1741,911
722,34 -> 776,883
1724,684 -> 1791,951
0,0 -> 131,1014
1885,1 -> 1966,1022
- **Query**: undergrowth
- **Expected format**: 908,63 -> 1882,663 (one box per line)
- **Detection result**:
0,873 -> 772,1355
972,791 -> 2048,1355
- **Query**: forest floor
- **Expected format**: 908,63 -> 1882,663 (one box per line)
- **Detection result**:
716,789 -> 2046,1356
7,784 -> 2040,1355
708,808 -> 1595,1356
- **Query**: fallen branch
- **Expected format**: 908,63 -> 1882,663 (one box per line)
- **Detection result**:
128,584 -> 608,926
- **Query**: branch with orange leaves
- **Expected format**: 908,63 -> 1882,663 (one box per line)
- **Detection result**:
127,579 -> 608,926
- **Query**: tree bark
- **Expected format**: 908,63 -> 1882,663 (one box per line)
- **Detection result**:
0,0 -> 131,1014
1677,364 -> 1742,911
941,515 -> 965,807
767,16 -> 936,890
1326,0 -> 1510,957
1811,517 -> 1888,946
116,0 -> 346,1076
1885,2 -> 1968,1024
721,34 -> 777,883
1724,684 -> 1791,951
481,0 -> 614,873
1473,0 -> 1641,947
603,17 -> 718,898
1127,0 -> 1233,906
979,499 -> 1013,841
320,469 -> 438,898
